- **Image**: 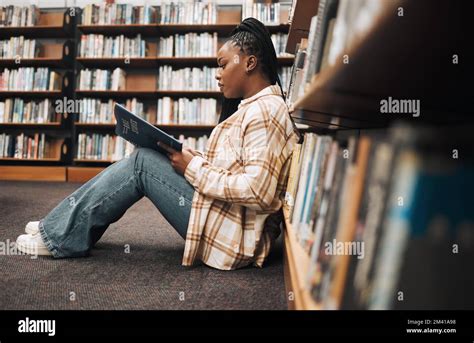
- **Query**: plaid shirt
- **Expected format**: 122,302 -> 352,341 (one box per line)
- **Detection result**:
182,85 -> 300,270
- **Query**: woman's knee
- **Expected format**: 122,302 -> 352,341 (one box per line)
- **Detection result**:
133,147 -> 168,170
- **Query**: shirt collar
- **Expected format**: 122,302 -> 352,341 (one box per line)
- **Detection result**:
238,84 -> 283,109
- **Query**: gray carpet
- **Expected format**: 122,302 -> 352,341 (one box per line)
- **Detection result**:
0,180 -> 287,310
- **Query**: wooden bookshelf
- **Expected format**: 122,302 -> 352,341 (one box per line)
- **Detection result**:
67,166 -> 104,182
0,10 -> 75,38
73,159 -> 115,163
0,122 -> 62,127
77,23 -> 289,36
282,0 -> 472,311
75,123 -> 215,130
282,205 -> 321,310
290,0 -> 469,129
76,56 -> 294,68
0,40 -> 74,68
75,90 -> 222,99
0,165 -> 66,181
286,0 -> 319,54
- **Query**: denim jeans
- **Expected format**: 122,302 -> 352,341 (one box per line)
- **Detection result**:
38,147 -> 195,258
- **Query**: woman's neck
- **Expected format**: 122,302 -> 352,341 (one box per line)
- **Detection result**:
242,78 -> 272,99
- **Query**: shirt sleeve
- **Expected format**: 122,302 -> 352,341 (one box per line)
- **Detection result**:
183,106 -> 283,211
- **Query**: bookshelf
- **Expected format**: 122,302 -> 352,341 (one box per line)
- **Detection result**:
70,1 -> 293,177
0,7 -> 77,180
0,1 -> 295,181
282,0 -> 471,310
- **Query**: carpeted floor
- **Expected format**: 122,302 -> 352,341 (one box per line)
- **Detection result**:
0,180 -> 287,310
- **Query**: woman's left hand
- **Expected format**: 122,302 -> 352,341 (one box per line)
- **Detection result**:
158,143 -> 195,175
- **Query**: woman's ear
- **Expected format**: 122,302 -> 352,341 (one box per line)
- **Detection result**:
246,55 -> 258,73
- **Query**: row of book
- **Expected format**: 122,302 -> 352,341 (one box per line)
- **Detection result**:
0,68 -> 61,91
79,34 -> 147,58
157,97 -> 218,125
0,98 -> 58,123
77,32 -> 289,58
78,68 -> 126,91
158,32 -> 218,57
0,36 -> 39,59
271,33 -> 292,57
0,132 -> 49,159
285,124 -> 473,309
279,66 -> 292,94
76,132 -> 209,161
157,66 -> 218,91
76,98 -> 146,124
286,0 -> 385,105
75,97 -> 218,126
81,2 -> 217,26
0,5 -> 39,27
242,0 -> 282,25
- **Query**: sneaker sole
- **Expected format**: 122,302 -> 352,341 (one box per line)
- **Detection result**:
16,241 -> 52,256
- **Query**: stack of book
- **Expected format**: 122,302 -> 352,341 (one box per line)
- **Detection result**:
286,0 -> 386,103
279,66 -> 292,93
0,67 -> 61,91
158,32 -> 218,57
242,0 -> 281,25
156,97 -> 217,125
179,134 -> 209,151
0,98 -> 57,123
271,33 -> 291,57
0,36 -> 39,59
0,132 -> 48,158
0,5 -> 40,27
157,66 -> 218,91
78,68 -> 126,91
81,4 -> 157,25
79,34 -> 147,58
77,98 -> 149,124
76,133 -> 209,161
76,133 -> 134,161
157,1 -> 217,24
285,124 -> 474,310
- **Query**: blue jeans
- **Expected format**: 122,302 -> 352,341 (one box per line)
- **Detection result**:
38,147 -> 195,258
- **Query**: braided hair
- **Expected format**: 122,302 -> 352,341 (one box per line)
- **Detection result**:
218,18 -> 301,141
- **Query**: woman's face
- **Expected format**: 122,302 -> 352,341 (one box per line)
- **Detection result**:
215,41 -> 247,99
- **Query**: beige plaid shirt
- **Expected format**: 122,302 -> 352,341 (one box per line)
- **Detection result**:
182,85 -> 300,270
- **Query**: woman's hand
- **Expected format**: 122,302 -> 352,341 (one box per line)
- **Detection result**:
158,142 -> 196,175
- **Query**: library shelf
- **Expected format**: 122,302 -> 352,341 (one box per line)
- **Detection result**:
77,23 -> 289,36
282,205 -> 321,310
290,0 -> 468,129
0,91 -> 63,98
0,165 -> 66,181
67,166 -> 104,182
75,123 -> 215,130
0,157 -> 61,162
75,90 -> 222,99
286,0 -> 319,54
73,159 -> 115,163
0,122 -> 62,127
76,56 -> 295,68
0,10 -> 75,38
0,58 -> 67,68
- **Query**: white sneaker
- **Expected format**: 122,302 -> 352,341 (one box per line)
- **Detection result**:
16,232 -> 52,256
25,221 -> 40,235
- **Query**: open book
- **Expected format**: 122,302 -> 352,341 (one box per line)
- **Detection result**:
114,103 -> 182,155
